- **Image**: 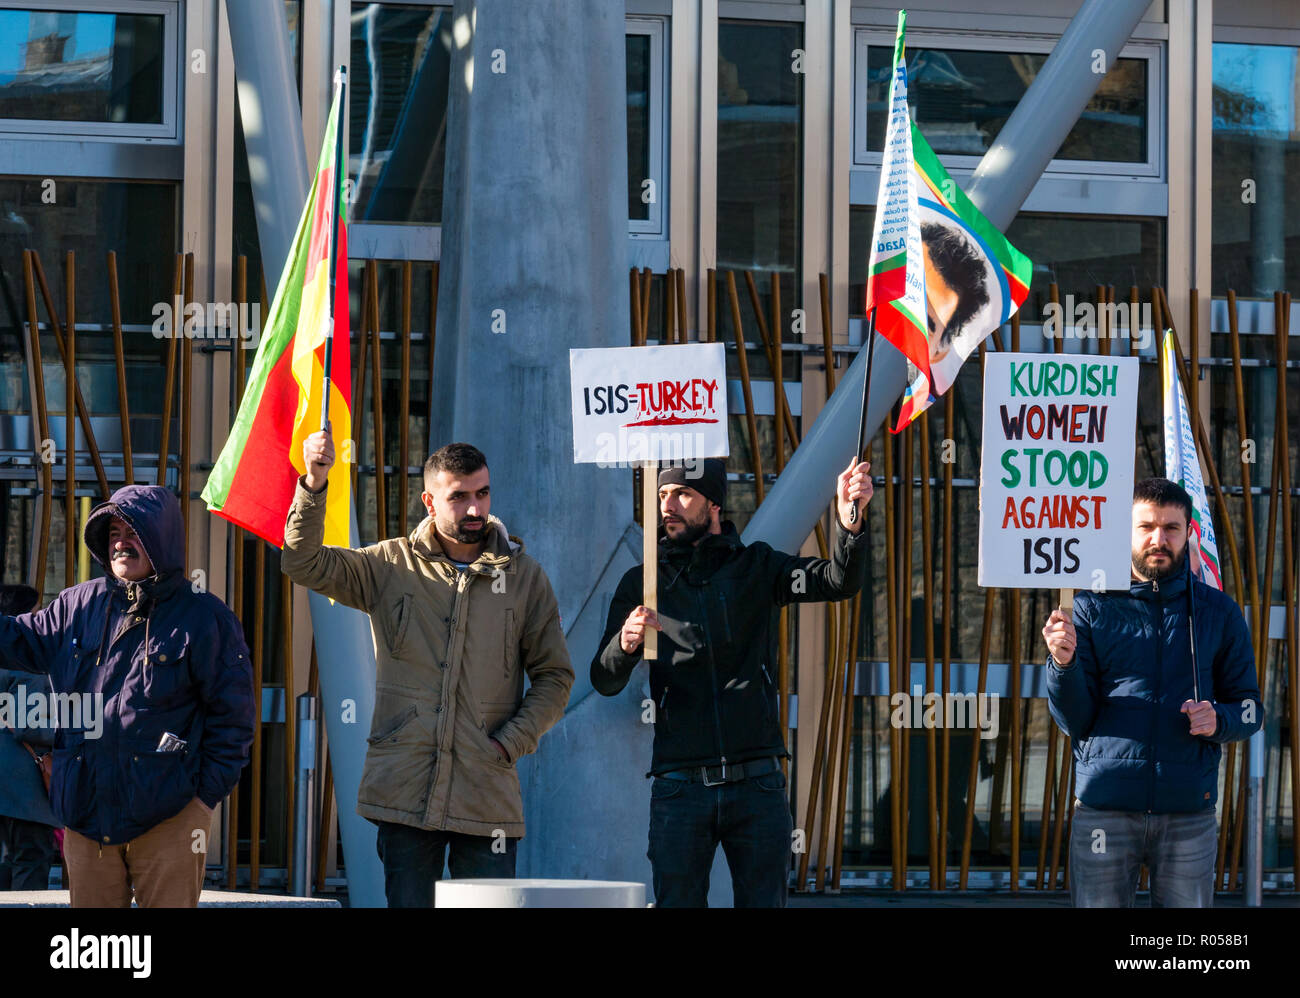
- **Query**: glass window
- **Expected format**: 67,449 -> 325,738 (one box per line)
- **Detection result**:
716,19 -> 803,346
858,40 -> 1152,168
627,32 -> 651,222
1211,42 -> 1300,298
0,8 -> 165,124
349,3 -> 452,225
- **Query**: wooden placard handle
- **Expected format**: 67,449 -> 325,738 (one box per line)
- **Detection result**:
1059,588 -> 1074,613
642,461 -> 657,661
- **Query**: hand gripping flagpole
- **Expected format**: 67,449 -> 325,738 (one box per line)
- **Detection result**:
847,307 -> 877,527
321,66 -> 347,432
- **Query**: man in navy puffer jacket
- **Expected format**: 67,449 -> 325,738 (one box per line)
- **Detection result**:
0,486 -> 253,907
1043,478 -> 1261,907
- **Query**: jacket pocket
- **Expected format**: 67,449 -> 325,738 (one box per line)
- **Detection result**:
52,746 -> 93,830
125,743 -> 195,831
140,632 -> 194,707
366,704 -> 417,746
386,593 -> 414,658
503,608 -> 518,678
358,690 -> 436,813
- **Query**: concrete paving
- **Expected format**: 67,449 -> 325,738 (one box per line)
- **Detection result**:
0,890 -> 339,908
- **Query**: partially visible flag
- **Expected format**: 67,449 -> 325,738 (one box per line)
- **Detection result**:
864,10 -> 931,425
1162,329 -> 1222,589
203,83 -> 352,548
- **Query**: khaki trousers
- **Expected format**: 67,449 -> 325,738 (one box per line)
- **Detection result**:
64,797 -> 212,908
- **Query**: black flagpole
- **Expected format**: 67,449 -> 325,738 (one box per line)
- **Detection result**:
1187,536 -> 1200,704
848,306 -> 878,527
321,65 -> 347,433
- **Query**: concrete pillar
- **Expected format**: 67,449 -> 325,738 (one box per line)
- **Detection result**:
432,1 -> 640,884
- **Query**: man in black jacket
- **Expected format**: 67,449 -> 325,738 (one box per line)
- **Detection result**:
592,457 -> 872,907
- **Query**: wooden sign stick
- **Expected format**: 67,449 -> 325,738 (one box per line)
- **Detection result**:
1059,588 -> 1074,614
643,460 -> 658,661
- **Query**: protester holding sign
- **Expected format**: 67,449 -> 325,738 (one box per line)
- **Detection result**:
1041,478 -> 1262,907
590,457 -> 872,907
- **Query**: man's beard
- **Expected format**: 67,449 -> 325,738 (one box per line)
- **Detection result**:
447,516 -> 489,544
1132,543 -> 1186,582
663,511 -> 711,546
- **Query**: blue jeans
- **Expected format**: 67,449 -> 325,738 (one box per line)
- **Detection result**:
647,769 -> 793,908
374,821 -> 517,908
1069,803 -> 1218,907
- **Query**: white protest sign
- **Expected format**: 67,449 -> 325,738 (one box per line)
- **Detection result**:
978,352 -> 1138,589
569,343 -> 729,465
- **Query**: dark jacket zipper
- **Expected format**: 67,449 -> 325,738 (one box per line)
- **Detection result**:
694,587 -> 727,768
1146,588 -> 1162,813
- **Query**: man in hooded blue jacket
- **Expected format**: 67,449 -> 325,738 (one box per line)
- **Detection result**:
0,485 -> 254,907
1042,478 -> 1262,907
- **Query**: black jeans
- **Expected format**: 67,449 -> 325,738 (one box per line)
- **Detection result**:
647,769 -> 793,908
0,815 -> 57,891
374,821 -> 517,908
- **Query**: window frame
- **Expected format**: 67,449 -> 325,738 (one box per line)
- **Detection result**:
0,0 -> 182,142
851,28 -> 1165,182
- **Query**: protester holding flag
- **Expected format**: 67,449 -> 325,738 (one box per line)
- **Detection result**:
282,432 -> 573,907
1042,478 -> 1261,907
590,457 -> 872,907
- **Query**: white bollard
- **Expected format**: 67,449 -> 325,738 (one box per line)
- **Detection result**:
435,879 -> 645,908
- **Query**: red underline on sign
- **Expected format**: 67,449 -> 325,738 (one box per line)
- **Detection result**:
622,416 -> 721,427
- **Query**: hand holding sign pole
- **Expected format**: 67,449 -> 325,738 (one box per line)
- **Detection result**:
570,343 -> 729,665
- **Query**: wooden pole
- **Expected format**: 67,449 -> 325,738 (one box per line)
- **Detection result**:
399,261 -> 412,536
155,255 -> 182,487
630,268 -> 642,344
1280,293 -> 1300,876
108,252 -> 134,484
706,269 -> 717,344
642,462 -> 658,661
831,591 -> 861,891
282,571 -> 295,877
920,408 -> 938,887
22,251 -> 52,598
938,387 -> 955,888
181,254 -> 194,571
250,539 -> 265,890
676,267 -> 689,344
64,251 -> 76,587
368,260 -> 387,538
29,253 -> 109,498
726,272 -> 764,503
884,430 -> 901,888
664,269 -> 676,345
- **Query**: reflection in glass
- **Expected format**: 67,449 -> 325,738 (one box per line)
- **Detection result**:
865,47 -> 1147,163
349,3 -> 452,225
0,9 -> 163,124
1211,43 -> 1300,298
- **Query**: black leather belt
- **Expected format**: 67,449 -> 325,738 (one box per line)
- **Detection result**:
657,756 -> 781,786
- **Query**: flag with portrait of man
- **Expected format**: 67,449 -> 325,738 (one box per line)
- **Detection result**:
892,126 -> 1034,428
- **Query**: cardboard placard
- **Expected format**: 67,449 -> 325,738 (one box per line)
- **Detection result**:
979,352 -> 1138,589
569,344 -> 729,465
